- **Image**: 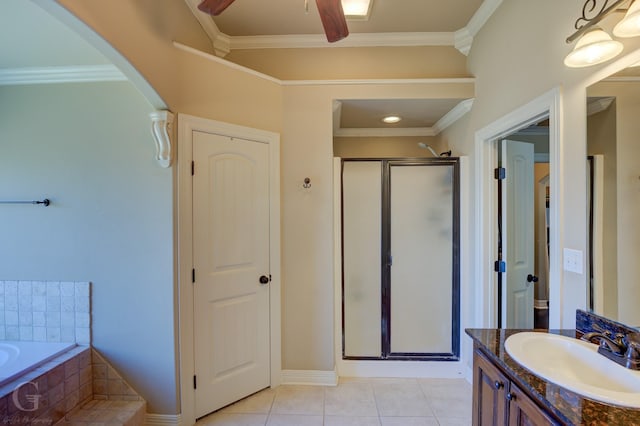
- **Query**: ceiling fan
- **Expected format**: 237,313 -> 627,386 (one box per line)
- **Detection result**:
197,0 -> 349,42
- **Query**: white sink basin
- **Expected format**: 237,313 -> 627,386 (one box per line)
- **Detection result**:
504,332 -> 640,407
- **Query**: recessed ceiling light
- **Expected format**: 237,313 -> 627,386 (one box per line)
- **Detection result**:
342,0 -> 373,20
382,115 -> 401,124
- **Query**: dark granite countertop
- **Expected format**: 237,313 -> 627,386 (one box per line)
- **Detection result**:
466,328 -> 640,426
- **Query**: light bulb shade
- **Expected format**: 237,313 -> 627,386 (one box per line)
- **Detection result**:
613,0 -> 640,38
564,28 -> 624,67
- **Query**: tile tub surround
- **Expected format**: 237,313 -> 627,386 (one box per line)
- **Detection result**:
466,328 -> 640,425
0,345 -> 91,425
0,347 -> 146,425
0,281 -> 90,344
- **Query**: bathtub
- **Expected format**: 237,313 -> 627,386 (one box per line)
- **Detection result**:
0,341 -> 76,386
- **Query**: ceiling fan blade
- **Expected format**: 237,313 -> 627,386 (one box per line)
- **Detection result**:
316,0 -> 349,43
198,0 -> 236,16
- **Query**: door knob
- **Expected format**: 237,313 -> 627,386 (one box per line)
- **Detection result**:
526,274 -> 539,283
259,275 -> 270,284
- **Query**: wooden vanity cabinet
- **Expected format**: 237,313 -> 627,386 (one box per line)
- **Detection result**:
473,349 -> 560,426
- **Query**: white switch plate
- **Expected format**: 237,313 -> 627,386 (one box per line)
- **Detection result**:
563,248 -> 583,274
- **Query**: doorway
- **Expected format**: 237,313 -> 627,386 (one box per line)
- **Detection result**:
474,88 -> 561,329
341,158 -> 460,360
496,134 -> 550,329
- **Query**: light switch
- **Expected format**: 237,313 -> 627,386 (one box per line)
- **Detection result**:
563,248 -> 583,274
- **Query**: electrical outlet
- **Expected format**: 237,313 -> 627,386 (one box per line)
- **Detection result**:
563,248 -> 583,274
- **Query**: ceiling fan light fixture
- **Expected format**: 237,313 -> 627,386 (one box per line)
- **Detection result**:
382,115 -> 401,124
613,0 -> 640,37
342,0 -> 372,20
564,28 -> 623,68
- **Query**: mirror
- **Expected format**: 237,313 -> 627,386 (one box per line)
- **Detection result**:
587,64 -> 640,328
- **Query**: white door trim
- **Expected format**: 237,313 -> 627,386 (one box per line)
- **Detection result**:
474,87 -> 563,328
178,114 -> 281,425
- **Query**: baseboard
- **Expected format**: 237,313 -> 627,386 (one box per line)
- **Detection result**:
145,413 -> 182,426
337,360 -> 468,378
281,369 -> 338,386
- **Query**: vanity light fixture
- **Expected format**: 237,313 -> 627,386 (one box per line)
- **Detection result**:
564,28 -> 624,67
614,0 -> 640,37
565,0 -> 639,68
382,115 -> 401,124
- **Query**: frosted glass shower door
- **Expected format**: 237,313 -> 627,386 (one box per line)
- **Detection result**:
342,161 -> 382,358
389,164 -> 454,355
341,159 -> 459,360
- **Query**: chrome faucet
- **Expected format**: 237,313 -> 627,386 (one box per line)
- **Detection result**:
581,331 -> 640,370
581,331 -> 626,355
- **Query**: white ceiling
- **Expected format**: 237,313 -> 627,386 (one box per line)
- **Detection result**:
339,99 -> 464,128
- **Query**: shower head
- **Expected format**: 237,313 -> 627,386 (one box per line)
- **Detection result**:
417,143 -> 452,158
417,142 -> 439,157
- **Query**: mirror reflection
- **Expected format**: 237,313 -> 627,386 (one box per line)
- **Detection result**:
587,65 -> 640,327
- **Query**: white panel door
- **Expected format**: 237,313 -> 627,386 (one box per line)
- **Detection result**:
503,140 -> 534,329
193,131 -> 270,418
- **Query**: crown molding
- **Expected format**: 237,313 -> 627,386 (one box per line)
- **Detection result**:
455,0 -> 503,55
281,77 -> 475,86
432,98 -> 474,134
601,76 -> 640,82
184,0 -> 501,56
0,65 -> 126,86
231,32 -> 454,50
183,0 -> 230,56
587,96 -> 615,116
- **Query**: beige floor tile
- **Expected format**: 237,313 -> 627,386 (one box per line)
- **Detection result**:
325,383 -> 378,417
436,417 -> 473,426
266,414 -> 323,425
197,412 -> 268,426
379,417 -> 440,426
373,383 -> 434,417
194,378 -> 473,426
221,388 -> 276,414
271,385 -> 325,415
339,377 -> 418,385
425,393 -> 472,419
419,378 -> 472,397
324,416 -> 381,426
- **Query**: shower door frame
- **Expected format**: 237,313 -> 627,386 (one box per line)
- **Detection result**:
340,157 -> 461,362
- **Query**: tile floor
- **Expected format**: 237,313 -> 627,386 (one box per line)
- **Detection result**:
196,377 -> 472,426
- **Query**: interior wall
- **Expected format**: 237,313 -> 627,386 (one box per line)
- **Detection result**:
586,103 -> 618,320
281,81 -> 474,371
58,0 -> 283,133
333,136 -> 444,158
225,46 -> 470,80
588,82 -> 640,327
0,83 -> 176,414
438,0 -> 640,332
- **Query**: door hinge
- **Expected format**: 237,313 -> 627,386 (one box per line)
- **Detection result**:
193,375 -> 197,389
494,167 -> 506,180
494,260 -> 506,273
192,268 -> 196,283
191,161 -> 195,176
